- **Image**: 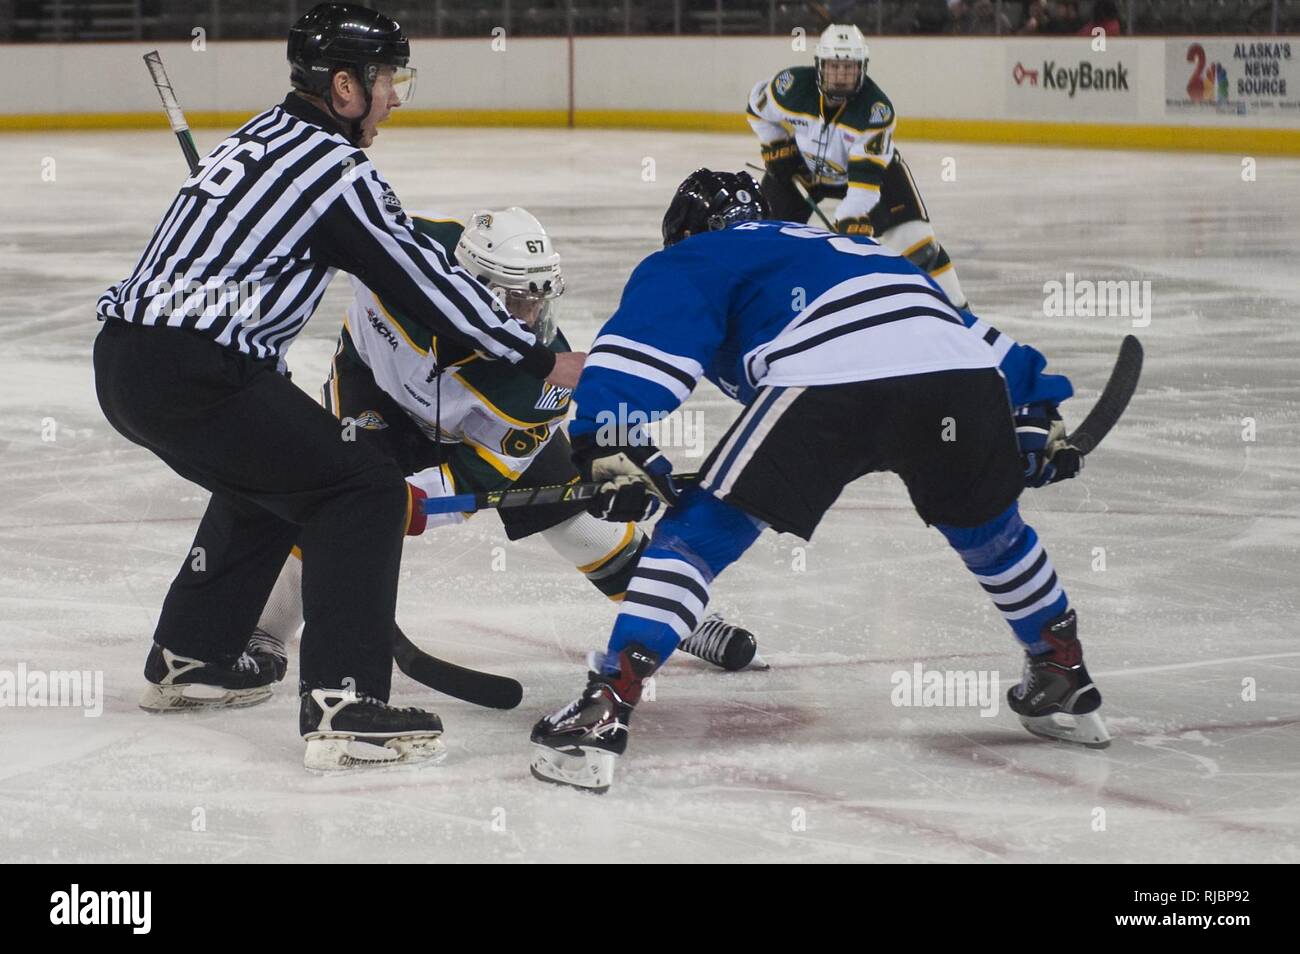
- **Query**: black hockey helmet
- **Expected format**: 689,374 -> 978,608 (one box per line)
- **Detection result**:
661,169 -> 770,247
288,4 -> 413,142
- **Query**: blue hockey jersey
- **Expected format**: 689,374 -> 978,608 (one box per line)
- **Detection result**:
571,222 -> 1071,443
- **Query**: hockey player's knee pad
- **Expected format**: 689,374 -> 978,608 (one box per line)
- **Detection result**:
650,489 -> 764,578
936,503 -> 1028,572
879,220 -> 938,266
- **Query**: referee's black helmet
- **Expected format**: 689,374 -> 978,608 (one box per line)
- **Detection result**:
288,4 -> 410,100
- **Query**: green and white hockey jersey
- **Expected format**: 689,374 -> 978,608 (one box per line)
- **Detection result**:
339,216 -> 572,500
747,65 -> 897,221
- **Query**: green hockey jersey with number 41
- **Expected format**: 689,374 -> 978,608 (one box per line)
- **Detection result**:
747,65 -> 897,222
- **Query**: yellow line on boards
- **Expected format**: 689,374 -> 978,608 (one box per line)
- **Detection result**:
3,109 -> 1298,155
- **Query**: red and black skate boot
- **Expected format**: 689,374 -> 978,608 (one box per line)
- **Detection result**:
1007,609 -> 1110,748
529,643 -> 661,793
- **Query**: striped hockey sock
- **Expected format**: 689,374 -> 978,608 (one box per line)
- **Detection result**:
938,504 -> 1069,652
608,549 -> 714,660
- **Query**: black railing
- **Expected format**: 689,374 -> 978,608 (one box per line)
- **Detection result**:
2,0 -> 1294,41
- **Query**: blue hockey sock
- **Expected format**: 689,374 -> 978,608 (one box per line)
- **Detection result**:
936,503 -> 1069,652
605,489 -> 764,663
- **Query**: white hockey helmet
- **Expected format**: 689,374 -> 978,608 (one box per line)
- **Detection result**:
814,24 -> 869,98
455,207 -> 564,345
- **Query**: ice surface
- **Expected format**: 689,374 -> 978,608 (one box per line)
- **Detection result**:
1,128 -> 1297,863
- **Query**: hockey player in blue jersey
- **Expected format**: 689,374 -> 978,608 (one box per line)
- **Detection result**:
529,169 -> 1107,793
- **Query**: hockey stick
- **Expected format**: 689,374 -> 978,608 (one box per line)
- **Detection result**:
426,335 -> 1142,517
1065,334 -> 1144,456
423,472 -> 702,516
744,161 -> 835,230
428,332 -> 1142,519
393,624 -> 523,710
144,52 -> 525,710
143,51 -> 201,175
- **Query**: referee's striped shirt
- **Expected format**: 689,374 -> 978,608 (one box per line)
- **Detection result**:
96,94 -> 554,378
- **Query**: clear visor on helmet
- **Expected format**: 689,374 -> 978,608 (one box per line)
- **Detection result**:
497,277 -> 564,346
372,63 -> 418,104
817,58 -> 862,97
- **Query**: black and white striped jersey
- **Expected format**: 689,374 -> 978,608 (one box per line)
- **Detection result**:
97,94 -> 553,378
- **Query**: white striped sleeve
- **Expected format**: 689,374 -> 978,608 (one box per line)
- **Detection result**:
586,333 -> 704,404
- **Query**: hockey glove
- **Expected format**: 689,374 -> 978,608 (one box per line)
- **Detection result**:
572,432 -> 681,523
404,466 -> 472,535
836,216 -> 874,237
1015,403 -> 1083,488
761,139 -> 807,182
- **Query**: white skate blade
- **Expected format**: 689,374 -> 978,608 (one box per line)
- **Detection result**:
529,745 -> 615,793
303,734 -> 447,773
139,682 -> 273,713
746,653 -> 771,672
1018,710 -> 1112,749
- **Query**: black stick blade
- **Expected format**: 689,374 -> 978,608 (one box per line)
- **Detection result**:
393,625 -> 523,710
1068,335 -> 1144,456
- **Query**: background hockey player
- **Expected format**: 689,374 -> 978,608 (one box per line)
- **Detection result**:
748,23 -> 970,309
251,208 -> 763,689
93,3 -> 582,772
530,170 -> 1104,794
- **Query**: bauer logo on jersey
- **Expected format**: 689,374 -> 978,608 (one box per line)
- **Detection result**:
869,101 -> 892,125
775,70 -> 794,96
535,384 -> 572,412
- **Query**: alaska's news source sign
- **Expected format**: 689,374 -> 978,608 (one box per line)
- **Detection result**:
1006,42 -> 1138,119
1166,39 -> 1297,116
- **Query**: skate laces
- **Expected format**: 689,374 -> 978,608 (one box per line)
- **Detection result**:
355,692 -> 422,714
681,615 -> 731,663
247,628 -> 287,661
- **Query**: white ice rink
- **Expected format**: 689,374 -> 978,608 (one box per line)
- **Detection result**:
1,127 -> 1297,863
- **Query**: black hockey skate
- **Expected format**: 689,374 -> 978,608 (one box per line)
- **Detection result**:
300,688 -> 446,772
245,628 -> 289,683
1007,609 -> 1110,748
140,643 -> 281,713
678,614 -> 767,671
529,643 -> 661,793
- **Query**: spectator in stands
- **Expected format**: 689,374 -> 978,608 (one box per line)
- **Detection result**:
1077,0 -> 1122,36
1044,0 -> 1083,33
946,0 -> 1013,34
914,0 -> 956,33
1018,0 -> 1052,33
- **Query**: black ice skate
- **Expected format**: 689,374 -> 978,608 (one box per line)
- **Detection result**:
245,628 -> 289,683
529,643 -> 661,793
300,688 -> 446,772
1007,609 -> 1110,748
678,614 -> 767,671
140,643 -> 280,713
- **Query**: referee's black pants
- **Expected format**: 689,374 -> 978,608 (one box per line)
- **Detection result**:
93,320 -> 407,699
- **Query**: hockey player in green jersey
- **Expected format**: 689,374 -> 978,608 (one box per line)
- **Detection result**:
250,209 -> 761,738
747,23 -> 969,309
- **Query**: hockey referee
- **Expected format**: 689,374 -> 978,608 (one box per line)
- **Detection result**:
93,3 -> 581,766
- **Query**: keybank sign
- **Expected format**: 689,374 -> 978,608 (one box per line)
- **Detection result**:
1007,43 -> 1139,118
1038,59 -> 1130,96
